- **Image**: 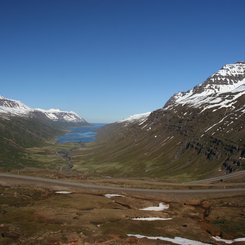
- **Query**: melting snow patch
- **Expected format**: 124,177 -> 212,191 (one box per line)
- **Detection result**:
212,236 -> 245,244
127,234 -> 211,245
204,115 -> 228,133
141,124 -> 148,129
140,202 -> 169,211
132,217 -> 172,221
104,194 -> 124,199
55,191 -> 72,194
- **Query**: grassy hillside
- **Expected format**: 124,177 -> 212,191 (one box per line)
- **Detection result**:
0,116 -> 63,169
72,102 -> 245,181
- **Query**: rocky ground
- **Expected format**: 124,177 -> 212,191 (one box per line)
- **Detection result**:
0,182 -> 244,245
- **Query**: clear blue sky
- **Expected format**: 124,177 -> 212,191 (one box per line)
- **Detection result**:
0,0 -> 244,122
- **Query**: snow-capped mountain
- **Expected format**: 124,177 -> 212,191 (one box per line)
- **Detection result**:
117,62 -> 245,128
94,61 -> 245,179
34,108 -> 86,123
165,62 -> 245,112
118,62 -> 245,137
160,62 -> 245,139
0,96 -> 87,125
0,96 -> 31,116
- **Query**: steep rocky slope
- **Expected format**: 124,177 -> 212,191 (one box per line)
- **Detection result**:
92,62 -> 245,180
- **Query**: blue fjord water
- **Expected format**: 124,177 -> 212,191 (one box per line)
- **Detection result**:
57,123 -> 106,143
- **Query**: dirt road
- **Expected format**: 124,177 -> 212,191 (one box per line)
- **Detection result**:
0,173 -> 244,194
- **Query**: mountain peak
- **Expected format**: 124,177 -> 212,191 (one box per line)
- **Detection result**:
213,62 -> 245,77
0,96 -> 31,116
165,62 -> 245,111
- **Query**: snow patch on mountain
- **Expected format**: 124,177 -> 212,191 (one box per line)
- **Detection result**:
0,97 -> 31,116
35,108 -> 85,122
215,63 -> 245,77
119,112 -> 151,125
173,78 -> 245,107
165,62 -> 245,112
0,96 -> 86,123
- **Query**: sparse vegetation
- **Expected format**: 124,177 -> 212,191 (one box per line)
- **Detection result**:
0,185 -> 244,244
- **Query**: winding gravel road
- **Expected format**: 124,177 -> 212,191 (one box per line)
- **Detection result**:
0,173 -> 244,194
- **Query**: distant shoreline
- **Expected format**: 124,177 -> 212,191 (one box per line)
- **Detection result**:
56,123 -> 106,144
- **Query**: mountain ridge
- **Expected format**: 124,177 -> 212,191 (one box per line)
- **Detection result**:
164,62 -> 245,111
88,61 -> 245,180
0,95 -> 88,126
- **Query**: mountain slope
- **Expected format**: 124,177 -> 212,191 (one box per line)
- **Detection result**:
88,62 -> 245,180
0,116 -> 63,168
0,96 -> 88,168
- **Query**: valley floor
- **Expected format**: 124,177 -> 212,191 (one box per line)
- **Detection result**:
0,142 -> 244,244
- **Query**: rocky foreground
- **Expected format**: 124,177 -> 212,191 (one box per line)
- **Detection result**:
0,181 -> 244,245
